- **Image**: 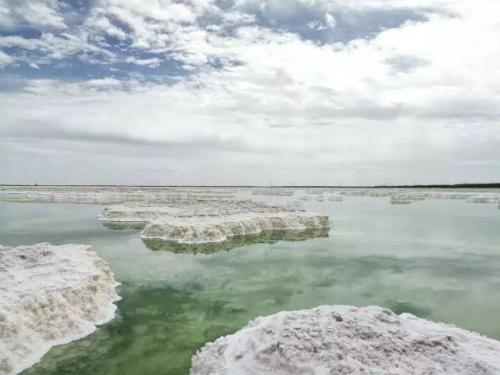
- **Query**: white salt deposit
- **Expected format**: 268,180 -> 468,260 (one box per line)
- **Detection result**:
0,243 -> 120,375
142,212 -> 329,244
390,196 -> 413,205
467,196 -> 500,204
191,305 -> 500,375
0,186 -> 235,205
328,195 -> 343,202
99,200 -> 293,225
100,200 -> 328,245
143,227 -> 329,253
252,188 -> 295,196
2,186 -> 500,207
100,204 -> 180,228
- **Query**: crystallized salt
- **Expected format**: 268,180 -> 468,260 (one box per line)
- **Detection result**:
142,212 -> 329,244
191,305 -> 500,375
0,243 -> 120,375
99,198 -> 328,245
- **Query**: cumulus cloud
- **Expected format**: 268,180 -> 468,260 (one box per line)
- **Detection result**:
0,0 -> 499,184
0,0 -> 67,30
0,49 -> 12,67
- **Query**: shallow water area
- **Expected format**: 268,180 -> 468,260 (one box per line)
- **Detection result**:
1,189 -> 500,375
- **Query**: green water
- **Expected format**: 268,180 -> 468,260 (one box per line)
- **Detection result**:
1,195 -> 500,375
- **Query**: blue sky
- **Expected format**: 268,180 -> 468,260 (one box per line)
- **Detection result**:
1,0 -> 499,185
0,1 -> 430,81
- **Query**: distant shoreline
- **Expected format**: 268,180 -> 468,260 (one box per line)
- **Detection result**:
1,183 -> 500,189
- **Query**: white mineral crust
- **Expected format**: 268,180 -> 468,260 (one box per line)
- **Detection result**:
141,212 -> 329,244
0,243 -> 120,375
191,305 -> 500,375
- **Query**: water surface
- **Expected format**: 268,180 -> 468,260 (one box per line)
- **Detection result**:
1,193 -> 500,375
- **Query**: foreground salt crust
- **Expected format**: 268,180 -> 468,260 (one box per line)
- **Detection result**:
0,243 -> 120,375
191,305 -> 500,375
142,212 -> 329,244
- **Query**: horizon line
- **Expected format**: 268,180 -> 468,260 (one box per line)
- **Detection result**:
1,183 -> 500,189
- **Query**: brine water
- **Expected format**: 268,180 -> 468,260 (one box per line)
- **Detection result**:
1,192 -> 499,375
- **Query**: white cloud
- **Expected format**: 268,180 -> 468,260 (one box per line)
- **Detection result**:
0,32 -> 117,66
0,0 -> 499,184
0,49 -> 13,67
125,56 -> 162,67
0,0 -> 66,30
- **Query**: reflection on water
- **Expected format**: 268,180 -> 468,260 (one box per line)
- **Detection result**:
142,227 -> 329,254
0,194 -> 500,375
102,221 -> 147,231
384,299 -> 432,317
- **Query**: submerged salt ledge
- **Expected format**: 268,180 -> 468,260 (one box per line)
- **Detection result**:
191,305 -> 500,375
0,243 -> 120,375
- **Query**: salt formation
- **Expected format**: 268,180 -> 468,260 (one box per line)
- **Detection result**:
328,195 -> 343,202
337,188 -> 500,204
99,200 -> 295,226
0,243 -> 120,375
0,186 -> 235,205
191,305 -> 500,375
467,196 -> 500,204
390,196 -> 413,205
2,186 -> 500,206
252,188 -> 295,196
100,204 -> 180,229
99,200 -> 328,246
142,212 -> 329,244
143,227 -> 329,254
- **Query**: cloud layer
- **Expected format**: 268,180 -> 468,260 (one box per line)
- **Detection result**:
1,0 -> 499,185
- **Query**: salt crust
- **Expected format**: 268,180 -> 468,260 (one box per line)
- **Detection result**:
0,186 -> 235,204
0,243 -> 120,375
191,305 -> 500,375
142,212 -> 329,244
100,201 -> 328,244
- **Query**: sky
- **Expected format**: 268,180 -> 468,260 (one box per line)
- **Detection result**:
0,0 -> 499,186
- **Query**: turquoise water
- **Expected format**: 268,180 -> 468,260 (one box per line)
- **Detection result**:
1,195 -> 500,374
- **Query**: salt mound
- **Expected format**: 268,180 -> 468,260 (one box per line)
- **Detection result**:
141,212 -> 329,244
100,200 -> 329,246
0,243 -> 120,375
191,305 -> 500,375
